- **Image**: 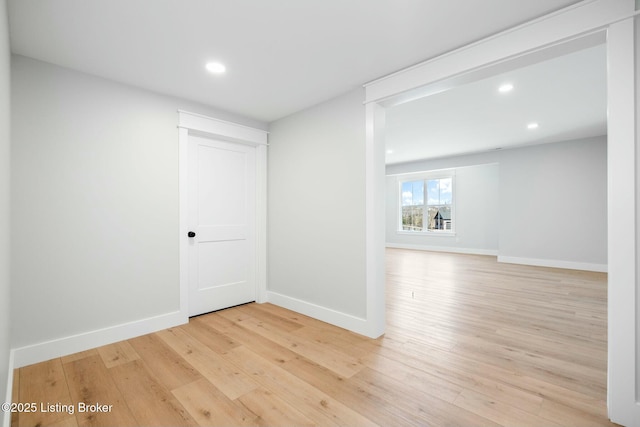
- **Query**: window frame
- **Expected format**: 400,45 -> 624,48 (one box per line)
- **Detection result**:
397,171 -> 456,236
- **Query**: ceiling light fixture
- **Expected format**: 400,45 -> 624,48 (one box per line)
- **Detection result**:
498,83 -> 514,93
386,150 -> 394,154
527,122 -> 539,129
205,62 -> 226,74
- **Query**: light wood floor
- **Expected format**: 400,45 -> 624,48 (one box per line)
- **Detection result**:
12,249 -> 615,426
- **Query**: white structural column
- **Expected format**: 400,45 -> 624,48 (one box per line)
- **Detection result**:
365,102 -> 386,338
608,13 -> 639,426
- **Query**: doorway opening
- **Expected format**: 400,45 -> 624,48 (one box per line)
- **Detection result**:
380,41 -> 609,424
363,4 -> 637,422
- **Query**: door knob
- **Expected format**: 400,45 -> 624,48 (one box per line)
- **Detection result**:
188,231 -> 196,238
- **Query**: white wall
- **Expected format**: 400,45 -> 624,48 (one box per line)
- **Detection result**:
0,0 -> 11,424
499,137 -> 607,269
386,163 -> 499,254
268,88 -> 366,319
385,136 -> 607,271
10,56 -> 266,356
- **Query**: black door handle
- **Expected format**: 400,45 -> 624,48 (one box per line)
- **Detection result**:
188,231 -> 196,238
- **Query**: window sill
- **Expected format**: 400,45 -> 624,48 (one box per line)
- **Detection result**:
397,230 -> 456,237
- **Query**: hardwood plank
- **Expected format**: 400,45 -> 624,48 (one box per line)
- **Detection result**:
128,333 -> 202,391
493,326 -> 606,367
223,311 -> 364,378
362,342 -> 547,415
453,388 -> 563,427
291,325 -> 374,359
156,327 -> 259,400
283,355 -> 450,427
210,308 -> 253,324
97,341 -> 140,368
178,319 -> 241,355
62,355 -> 137,427
234,303 -> 305,333
448,335 -> 606,395
250,303 -> 377,356
194,313 -> 299,365
363,352 -> 463,404
18,359 -> 74,427
49,416 -> 79,427
538,397 -> 616,427
108,360 -> 196,426
172,379 -> 258,427
352,366 -> 501,427
60,349 -> 99,365
376,310 -> 608,412
236,388 -> 315,427
226,345 -> 378,426
192,311 -> 239,333
240,303 -> 320,327
522,379 -> 607,419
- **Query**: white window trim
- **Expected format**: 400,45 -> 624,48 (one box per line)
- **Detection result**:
397,171 -> 456,235
397,230 -> 456,237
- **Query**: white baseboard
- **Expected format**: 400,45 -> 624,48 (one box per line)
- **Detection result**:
12,311 -> 188,369
2,350 -> 14,427
498,256 -> 608,273
266,291 -> 373,338
386,242 -> 498,256
386,244 -> 607,273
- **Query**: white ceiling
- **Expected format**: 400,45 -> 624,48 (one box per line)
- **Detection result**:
7,0 -> 582,123
384,44 -> 607,164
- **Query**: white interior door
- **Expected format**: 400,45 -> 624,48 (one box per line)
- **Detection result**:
188,135 -> 256,316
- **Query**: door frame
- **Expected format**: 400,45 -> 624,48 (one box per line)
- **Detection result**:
363,1 -> 637,423
178,110 -> 268,319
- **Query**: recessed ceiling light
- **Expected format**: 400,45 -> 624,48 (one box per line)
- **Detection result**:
386,150 -> 394,154
527,122 -> 539,129
498,83 -> 514,93
205,62 -> 226,74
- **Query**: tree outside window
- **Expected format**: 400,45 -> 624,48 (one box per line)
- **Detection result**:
401,177 -> 453,232
401,180 -> 424,231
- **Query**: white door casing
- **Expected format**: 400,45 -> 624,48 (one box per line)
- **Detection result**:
178,110 -> 268,319
188,136 -> 256,316
364,1 -> 637,424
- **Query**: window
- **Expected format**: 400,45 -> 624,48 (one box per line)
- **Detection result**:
400,180 -> 424,231
400,176 -> 453,232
